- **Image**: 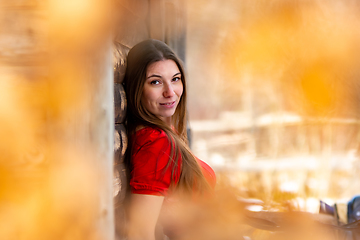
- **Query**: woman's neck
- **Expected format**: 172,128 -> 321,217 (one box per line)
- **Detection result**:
159,116 -> 172,126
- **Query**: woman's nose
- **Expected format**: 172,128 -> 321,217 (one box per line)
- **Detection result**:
163,84 -> 175,97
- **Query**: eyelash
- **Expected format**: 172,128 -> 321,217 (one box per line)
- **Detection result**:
150,80 -> 160,85
149,77 -> 181,85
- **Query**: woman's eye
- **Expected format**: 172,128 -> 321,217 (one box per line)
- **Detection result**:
150,80 -> 160,85
172,77 -> 181,82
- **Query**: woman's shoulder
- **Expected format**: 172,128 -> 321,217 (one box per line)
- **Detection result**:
197,159 -> 217,189
135,125 -> 166,137
134,126 -> 168,146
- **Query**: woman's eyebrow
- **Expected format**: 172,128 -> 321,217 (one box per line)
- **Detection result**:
147,73 -> 181,79
147,74 -> 162,79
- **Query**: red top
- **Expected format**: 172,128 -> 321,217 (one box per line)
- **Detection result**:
130,126 -> 216,196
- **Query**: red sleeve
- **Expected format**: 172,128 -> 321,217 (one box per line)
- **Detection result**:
130,128 -> 180,196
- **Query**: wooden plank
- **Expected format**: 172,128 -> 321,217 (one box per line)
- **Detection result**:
113,42 -> 129,84
114,123 -> 128,164
113,162 -> 127,206
114,83 -> 127,123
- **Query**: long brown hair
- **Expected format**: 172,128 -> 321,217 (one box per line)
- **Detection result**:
123,39 -> 209,194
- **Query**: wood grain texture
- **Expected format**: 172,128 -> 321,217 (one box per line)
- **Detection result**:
114,83 -> 127,123
113,162 -> 128,206
113,42 -> 129,84
114,123 -> 128,164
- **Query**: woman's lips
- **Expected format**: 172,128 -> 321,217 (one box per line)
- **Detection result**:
160,101 -> 176,108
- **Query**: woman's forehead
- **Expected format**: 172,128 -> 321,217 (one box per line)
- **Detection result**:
146,59 -> 180,77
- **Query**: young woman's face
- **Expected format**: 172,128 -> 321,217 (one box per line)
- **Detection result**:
141,59 -> 183,124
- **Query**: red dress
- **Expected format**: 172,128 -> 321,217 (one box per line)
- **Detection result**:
130,126 -> 216,196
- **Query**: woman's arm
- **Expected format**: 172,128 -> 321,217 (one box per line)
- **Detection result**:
128,193 -> 165,240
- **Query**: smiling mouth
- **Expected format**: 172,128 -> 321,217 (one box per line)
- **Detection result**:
160,101 -> 175,106
160,101 -> 176,108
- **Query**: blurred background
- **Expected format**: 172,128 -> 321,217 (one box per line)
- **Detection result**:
186,0 -> 360,211
2,0 -> 360,239
0,0 -> 114,239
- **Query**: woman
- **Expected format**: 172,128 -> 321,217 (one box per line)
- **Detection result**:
123,39 -> 216,240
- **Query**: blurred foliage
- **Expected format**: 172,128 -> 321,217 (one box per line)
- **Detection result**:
188,0 -> 360,207
0,0 -> 113,239
188,0 -> 360,119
